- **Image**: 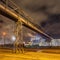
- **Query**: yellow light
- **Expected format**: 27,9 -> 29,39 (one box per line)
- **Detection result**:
2,32 -> 6,36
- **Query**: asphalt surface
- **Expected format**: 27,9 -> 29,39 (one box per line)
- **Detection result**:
0,48 -> 60,60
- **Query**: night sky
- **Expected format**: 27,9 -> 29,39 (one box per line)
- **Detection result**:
13,0 -> 60,39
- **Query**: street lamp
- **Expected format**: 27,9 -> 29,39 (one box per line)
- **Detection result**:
2,32 -> 6,46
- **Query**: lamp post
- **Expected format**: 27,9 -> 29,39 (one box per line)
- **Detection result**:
2,32 -> 6,46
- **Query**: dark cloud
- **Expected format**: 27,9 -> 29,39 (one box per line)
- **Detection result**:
13,0 -> 60,25
10,0 -> 60,39
41,14 -> 60,39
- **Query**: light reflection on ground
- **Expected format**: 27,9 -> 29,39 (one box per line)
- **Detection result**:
0,49 -> 60,60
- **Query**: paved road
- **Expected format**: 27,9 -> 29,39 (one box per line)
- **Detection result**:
0,49 -> 60,60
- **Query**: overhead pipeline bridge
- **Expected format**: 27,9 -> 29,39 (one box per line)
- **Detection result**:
0,0 -> 53,40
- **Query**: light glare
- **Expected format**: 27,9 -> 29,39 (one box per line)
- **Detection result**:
11,36 -> 16,41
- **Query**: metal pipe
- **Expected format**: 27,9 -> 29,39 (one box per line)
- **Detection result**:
0,4 -> 53,39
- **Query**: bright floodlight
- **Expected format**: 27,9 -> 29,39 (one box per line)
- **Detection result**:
11,36 -> 16,41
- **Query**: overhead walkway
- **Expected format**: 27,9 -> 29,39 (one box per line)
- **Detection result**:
0,0 -> 53,39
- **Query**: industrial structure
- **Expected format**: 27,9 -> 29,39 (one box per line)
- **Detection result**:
0,0 -> 53,53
